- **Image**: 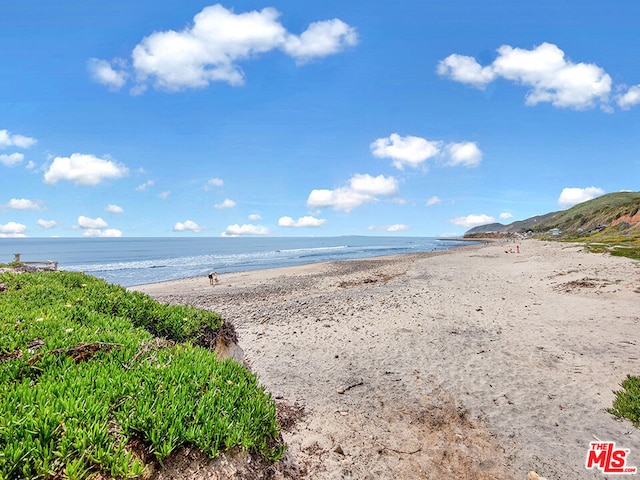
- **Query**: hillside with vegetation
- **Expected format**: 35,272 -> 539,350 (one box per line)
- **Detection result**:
0,271 -> 284,479
464,192 -> 640,259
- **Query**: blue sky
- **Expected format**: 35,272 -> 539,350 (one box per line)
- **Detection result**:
2,1 -> 639,238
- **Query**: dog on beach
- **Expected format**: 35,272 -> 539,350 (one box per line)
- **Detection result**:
208,271 -> 219,285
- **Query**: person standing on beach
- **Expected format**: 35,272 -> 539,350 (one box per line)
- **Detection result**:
208,271 -> 218,285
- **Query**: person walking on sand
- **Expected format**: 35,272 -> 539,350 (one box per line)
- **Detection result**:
208,271 -> 218,285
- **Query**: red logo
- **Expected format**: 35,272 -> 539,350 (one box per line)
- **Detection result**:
586,442 -> 637,474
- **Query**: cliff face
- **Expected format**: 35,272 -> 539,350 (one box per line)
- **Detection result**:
464,192 -> 640,237
612,208 -> 640,227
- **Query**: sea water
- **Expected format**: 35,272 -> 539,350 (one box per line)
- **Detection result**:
0,236 -> 472,287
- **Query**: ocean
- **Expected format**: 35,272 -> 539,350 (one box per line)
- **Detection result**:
0,236 -> 473,287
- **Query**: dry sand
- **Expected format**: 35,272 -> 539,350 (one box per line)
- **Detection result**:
132,239 -> 640,479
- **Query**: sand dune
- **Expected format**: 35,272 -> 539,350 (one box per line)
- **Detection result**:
133,239 -> 640,479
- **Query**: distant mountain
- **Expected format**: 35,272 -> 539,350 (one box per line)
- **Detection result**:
464,192 -> 640,237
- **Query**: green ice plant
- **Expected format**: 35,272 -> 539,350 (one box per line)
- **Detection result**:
609,375 -> 640,427
0,271 -> 283,479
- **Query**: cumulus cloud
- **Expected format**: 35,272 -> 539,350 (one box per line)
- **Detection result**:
206,177 -> 224,189
278,215 -> 326,228
283,18 -> 358,64
105,204 -> 124,214
77,216 -> 108,229
83,228 -> 122,237
248,213 -> 262,221
0,153 -> 25,167
438,42 -> 612,110
94,4 -> 357,92
5,198 -> 42,210
75,216 -> 122,236
436,53 -> 496,87
307,173 -> 398,212
370,134 -> 441,169
0,221 -> 27,237
38,219 -> 57,229
173,220 -> 203,233
214,199 -> 236,209
426,196 -> 441,207
499,212 -> 514,220
448,214 -> 496,228
0,129 -> 37,149
135,180 -> 154,191
222,223 -> 270,236
44,153 -> 128,186
617,85 -> 640,110
87,58 -> 128,90
372,134 -> 482,170
557,186 -> 605,208
445,142 -> 482,167
368,224 -> 410,232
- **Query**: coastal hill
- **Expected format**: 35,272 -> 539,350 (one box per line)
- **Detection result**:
464,191 -> 640,238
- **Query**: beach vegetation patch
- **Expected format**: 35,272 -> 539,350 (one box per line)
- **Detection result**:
0,271 -> 283,479
609,375 -> 640,427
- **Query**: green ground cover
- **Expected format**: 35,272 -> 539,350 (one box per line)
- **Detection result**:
609,375 -> 640,428
560,231 -> 640,261
0,271 -> 284,479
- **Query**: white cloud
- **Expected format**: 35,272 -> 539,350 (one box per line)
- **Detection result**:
445,142 -> 482,167
499,212 -> 514,220
436,54 -> 496,88
206,177 -> 224,189
278,215 -> 326,228
385,224 -> 410,232
5,198 -> 42,210
77,216 -> 108,229
44,153 -> 128,186
83,228 -> 122,238
617,85 -> 640,110
448,214 -> 496,228
349,174 -> 398,196
248,213 -> 262,221
438,42 -> 612,110
96,5 -> 357,92
214,199 -> 236,209
0,153 -> 25,167
307,173 -> 398,212
105,204 -> 124,214
173,220 -> 203,233
557,186 -> 605,208
38,219 -> 57,229
0,129 -> 37,149
222,223 -> 270,236
426,196 -> 441,207
0,222 -> 27,237
283,18 -> 358,64
87,58 -> 128,90
372,134 -> 482,170
135,180 -> 154,191
370,133 -> 441,169
158,191 -> 170,200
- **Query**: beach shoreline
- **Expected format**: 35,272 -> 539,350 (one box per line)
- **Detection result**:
132,239 -> 640,479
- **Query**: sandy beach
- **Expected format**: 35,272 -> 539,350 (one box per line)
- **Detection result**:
132,239 -> 640,479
